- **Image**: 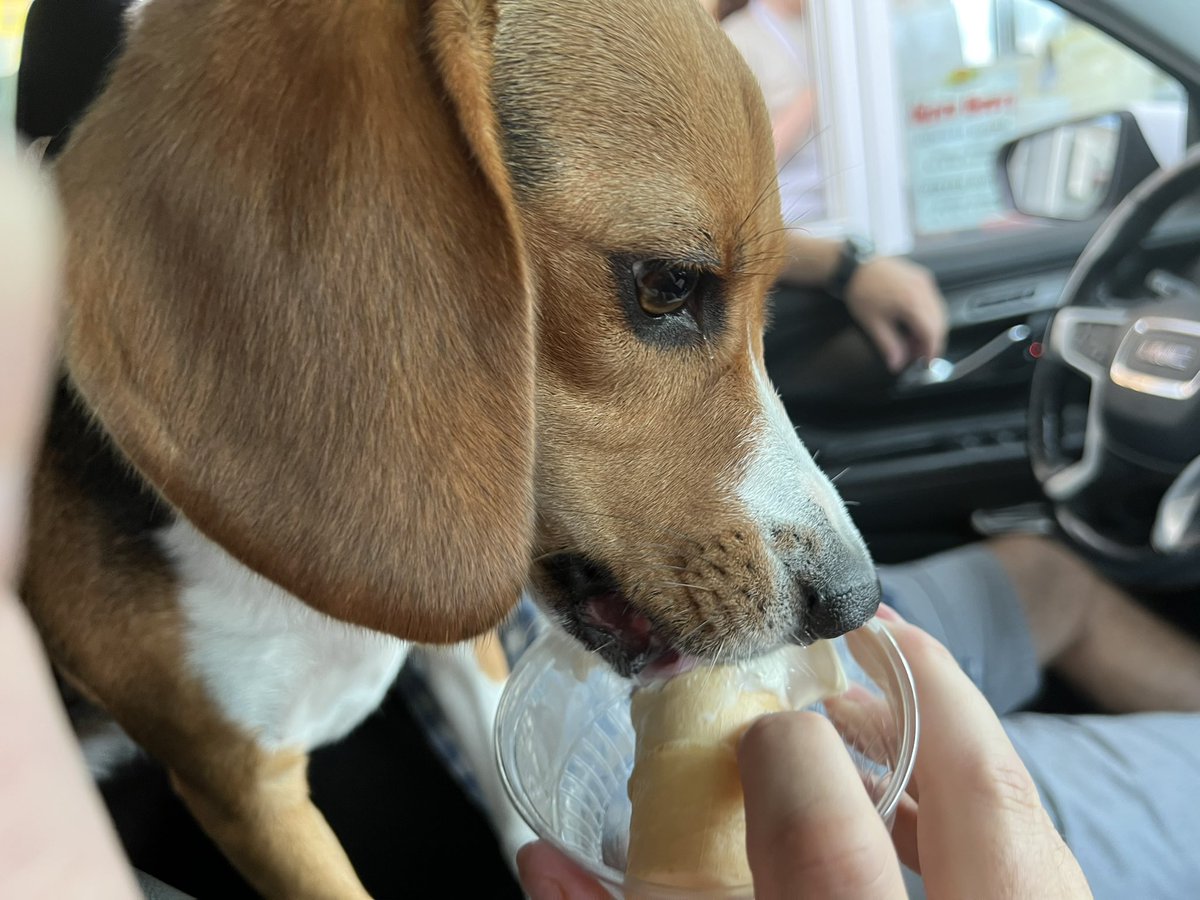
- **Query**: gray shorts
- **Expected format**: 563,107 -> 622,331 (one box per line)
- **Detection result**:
881,544 -> 1200,900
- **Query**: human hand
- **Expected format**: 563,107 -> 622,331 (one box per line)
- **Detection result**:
843,256 -> 948,373
517,608 -> 1091,899
0,151 -> 140,899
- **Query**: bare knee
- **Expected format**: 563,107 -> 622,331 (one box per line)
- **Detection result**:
985,534 -> 1098,662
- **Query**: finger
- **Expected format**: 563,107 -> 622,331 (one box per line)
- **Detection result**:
739,712 -> 907,900
927,286 -> 950,358
516,841 -> 610,900
898,297 -> 948,362
889,794 -> 921,874
889,262 -> 948,361
860,318 -> 908,373
902,307 -> 945,362
883,619 -> 1090,897
0,598 -> 141,899
0,155 -> 60,585
839,623 -> 920,805
824,687 -> 895,769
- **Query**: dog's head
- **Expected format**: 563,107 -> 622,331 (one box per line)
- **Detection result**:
54,0 -> 875,667
491,1 -> 877,674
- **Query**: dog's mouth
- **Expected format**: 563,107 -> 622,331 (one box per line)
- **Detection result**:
538,553 -> 700,679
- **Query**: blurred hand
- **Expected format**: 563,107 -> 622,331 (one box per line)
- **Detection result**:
517,608 -> 1092,899
0,151 -> 140,899
843,256 -> 949,373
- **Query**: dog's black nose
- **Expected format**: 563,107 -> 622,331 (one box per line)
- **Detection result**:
801,576 -> 882,640
790,535 -> 881,642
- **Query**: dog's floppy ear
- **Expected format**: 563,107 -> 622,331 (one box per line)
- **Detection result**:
54,0 -> 533,641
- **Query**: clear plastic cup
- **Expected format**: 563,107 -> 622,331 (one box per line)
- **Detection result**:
494,619 -> 919,899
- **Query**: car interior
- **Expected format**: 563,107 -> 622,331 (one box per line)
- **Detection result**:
8,0 -> 1200,896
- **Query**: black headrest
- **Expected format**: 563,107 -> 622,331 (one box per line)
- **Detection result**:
16,0 -> 131,158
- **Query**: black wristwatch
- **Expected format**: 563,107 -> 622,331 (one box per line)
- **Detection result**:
825,235 -> 875,301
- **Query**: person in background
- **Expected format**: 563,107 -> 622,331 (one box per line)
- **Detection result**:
700,0 -> 949,373
722,0 -> 823,223
776,231 -> 948,373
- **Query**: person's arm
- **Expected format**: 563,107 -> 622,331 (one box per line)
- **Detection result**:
0,153 -> 141,900
780,232 -> 949,372
771,87 -> 816,164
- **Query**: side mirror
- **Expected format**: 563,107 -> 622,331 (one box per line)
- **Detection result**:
998,111 -> 1160,222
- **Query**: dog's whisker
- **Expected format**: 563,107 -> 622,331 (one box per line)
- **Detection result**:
734,244 -> 790,264
736,127 -> 835,247
730,269 -> 801,282
655,580 -> 717,594
831,467 -> 851,484
734,170 -> 784,239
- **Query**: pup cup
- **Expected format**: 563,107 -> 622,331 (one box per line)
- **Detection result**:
495,621 -> 918,899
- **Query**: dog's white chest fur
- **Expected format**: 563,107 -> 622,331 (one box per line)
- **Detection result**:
159,519 -> 409,752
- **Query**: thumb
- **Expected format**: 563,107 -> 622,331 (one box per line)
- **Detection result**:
897,303 -> 947,363
517,842 -> 610,899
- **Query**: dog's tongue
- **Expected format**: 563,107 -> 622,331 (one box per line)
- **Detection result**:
584,592 -> 654,652
583,593 -> 696,680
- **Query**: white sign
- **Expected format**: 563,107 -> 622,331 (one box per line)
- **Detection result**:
903,67 -> 1021,236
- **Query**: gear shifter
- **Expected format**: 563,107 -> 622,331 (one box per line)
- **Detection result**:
898,324 -> 1032,388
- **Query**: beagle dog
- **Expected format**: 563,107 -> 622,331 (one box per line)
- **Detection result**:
21,0 -> 880,896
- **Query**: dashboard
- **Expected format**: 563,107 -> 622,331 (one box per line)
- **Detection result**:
763,212 -> 1200,561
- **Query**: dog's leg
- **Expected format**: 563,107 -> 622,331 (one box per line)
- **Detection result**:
169,747 -> 369,900
416,631 -> 537,869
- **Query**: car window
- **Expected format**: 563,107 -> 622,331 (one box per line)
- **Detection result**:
718,0 -> 1188,251
891,0 -> 1187,244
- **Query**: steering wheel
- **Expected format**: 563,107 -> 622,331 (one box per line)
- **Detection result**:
1030,144 -> 1200,581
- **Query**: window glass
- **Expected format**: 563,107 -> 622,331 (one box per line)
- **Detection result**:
890,0 -> 1187,242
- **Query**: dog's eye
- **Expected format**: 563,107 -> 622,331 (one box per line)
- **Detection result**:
633,260 -> 701,316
